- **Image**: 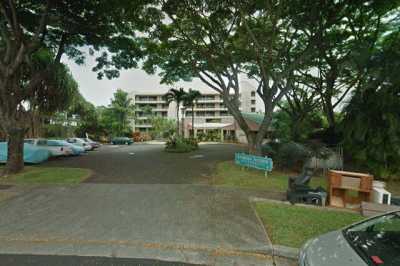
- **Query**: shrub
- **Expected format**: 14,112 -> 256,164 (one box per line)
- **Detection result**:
274,141 -> 312,170
261,143 -> 275,157
165,137 -> 199,153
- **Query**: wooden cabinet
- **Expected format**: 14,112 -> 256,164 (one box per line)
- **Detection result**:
328,170 -> 373,209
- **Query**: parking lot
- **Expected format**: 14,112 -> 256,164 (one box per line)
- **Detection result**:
44,143 -> 246,184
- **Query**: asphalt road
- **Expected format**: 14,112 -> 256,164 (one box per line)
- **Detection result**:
44,143 -> 246,184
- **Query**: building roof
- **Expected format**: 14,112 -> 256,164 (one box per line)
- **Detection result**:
242,112 -> 265,125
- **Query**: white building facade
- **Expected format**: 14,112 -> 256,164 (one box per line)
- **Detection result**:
129,82 -> 260,142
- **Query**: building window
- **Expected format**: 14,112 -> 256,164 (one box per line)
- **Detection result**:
206,118 -> 222,123
251,91 -> 256,97
206,111 -> 215,117
251,107 -> 256,112
251,100 -> 256,105
220,111 -> 229,116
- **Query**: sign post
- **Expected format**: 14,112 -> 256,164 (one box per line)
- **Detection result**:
235,153 -> 273,177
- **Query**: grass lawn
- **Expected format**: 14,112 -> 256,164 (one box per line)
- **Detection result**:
255,202 -> 364,248
0,166 -> 91,184
212,161 -> 327,192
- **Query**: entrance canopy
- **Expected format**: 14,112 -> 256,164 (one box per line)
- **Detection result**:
188,123 -> 234,130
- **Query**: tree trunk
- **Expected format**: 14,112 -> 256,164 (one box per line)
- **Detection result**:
191,105 -> 195,138
247,131 -> 261,155
3,128 -> 25,176
176,106 -> 180,137
324,99 -> 336,130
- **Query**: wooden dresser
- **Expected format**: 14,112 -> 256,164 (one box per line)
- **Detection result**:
328,170 -> 373,209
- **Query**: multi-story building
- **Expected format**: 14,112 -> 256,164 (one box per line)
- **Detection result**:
129,81 -> 260,142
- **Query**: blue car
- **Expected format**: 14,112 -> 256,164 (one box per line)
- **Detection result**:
0,142 -> 50,164
48,140 -> 85,156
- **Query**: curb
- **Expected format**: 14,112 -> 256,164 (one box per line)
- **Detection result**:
273,245 -> 299,260
249,197 -> 300,263
251,196 -> 360,214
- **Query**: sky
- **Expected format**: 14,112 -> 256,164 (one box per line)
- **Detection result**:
63,52 -> 214,107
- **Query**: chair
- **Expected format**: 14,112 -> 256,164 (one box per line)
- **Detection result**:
287,167 -> 327,206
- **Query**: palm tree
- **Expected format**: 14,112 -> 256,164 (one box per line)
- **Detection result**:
183,89 -> 201,137
164,88 -> 187,136
110,89 -> 135,136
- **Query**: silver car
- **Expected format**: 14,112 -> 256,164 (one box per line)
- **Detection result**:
299,211 -> 400,266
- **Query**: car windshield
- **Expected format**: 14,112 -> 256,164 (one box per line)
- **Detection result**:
344,212 -> 400,266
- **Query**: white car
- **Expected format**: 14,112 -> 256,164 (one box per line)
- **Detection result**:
24,139 -> 73,157
66,138 -> 93,151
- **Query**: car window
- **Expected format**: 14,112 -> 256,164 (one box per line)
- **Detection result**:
345,212 -> 400,266
24,140 -> 34,144
37,140 -> 48,146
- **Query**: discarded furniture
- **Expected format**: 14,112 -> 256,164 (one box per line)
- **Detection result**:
372,181 -> 392,205
287,167 -> 327,206
391,196 -> 400,206
328,170 -> 373,209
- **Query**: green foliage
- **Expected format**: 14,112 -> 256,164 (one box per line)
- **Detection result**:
342,30 -> 400,180
274,142 -> 312,170
165,137 -> 199,153
262,141 -> 334,171
196,131 -> 220,142
150,117 -> 175,139
74,89 -> 135,139
109,89 -> 135,136
164,88 -> 187,135
272,106 -> 326,143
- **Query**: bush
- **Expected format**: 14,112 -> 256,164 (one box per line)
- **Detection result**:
275,141 -> 311,170
261,143 -> 275,157
165,137 -> 199,153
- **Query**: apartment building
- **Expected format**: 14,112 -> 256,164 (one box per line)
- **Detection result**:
129,82 -> 259,142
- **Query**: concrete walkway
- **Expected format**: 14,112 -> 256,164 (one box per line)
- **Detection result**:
0,184 -> 274,265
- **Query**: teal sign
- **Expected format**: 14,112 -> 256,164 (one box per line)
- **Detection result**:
235,153 -> 273,174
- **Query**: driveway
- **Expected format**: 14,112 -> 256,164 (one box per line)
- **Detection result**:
44,143 -> 246,184
0,143 -> 283,265
0,184 -> 273,265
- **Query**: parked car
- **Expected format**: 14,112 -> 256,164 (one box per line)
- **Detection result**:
0,142 -> 50,164
25,138 -> 73,157
66,138 -> 93,151
49,140 -> 85,156
299,211 -> 400,266
111,137 -> 133,145
83,138 -> 101,149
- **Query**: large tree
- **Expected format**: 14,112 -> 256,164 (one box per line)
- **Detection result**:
296,1 -> 400,131
0,0 -> 152,174
142,0 -> 322,154
342,21 -> 400,180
